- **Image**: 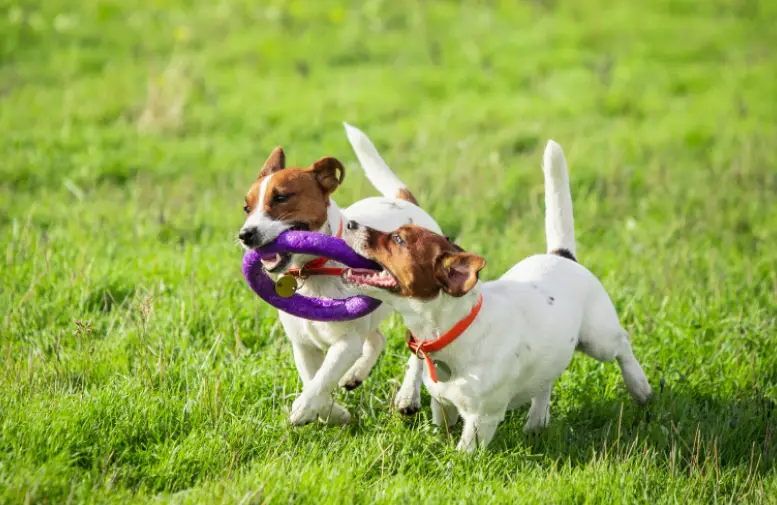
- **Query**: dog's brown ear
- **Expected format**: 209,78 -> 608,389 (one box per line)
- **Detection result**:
434,252 -> 485,297
308,157 -> 345,196
259,146 -> 286,178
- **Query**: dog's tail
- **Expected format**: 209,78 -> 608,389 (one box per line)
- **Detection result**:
343,122 -> 419,205
543,140 -> 577,261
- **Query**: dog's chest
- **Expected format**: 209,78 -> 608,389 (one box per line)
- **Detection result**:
425,377 -> 489,414
278,276 -> 376,350
419,329 -> 557,415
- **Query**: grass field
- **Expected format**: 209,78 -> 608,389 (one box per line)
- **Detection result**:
2,0 -> 777,503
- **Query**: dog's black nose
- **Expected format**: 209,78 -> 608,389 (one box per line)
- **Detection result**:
346,220 -> 358,231
239,227 -> 256,243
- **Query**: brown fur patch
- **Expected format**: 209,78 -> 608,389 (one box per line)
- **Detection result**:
395,188 -> 418,206
243,149 -> 345,232
261,146 -> 286,177
550,248 -> 577,262
361,225 -> 485,299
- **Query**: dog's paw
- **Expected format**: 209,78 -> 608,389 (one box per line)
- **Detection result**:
394,393 -> 421,416
319,401 -> 351,425
523,416 -> 549,435
338,374 -> 363,391
455,438 -> 478,453
290,394 -> 325,426
630,382 -> 653,406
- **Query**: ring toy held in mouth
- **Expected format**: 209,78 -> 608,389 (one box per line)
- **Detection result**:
242,231 -> 383,322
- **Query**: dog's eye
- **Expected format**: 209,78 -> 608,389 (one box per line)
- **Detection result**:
273,193 -> 292,204
243,204 -> 251,215
391,234 -> 406,246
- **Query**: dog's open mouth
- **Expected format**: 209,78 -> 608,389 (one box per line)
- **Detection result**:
258,223 -> 309,273
342,266 -> 399,289
261,253 -> 292,273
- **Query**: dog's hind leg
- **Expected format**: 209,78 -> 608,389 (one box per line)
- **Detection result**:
577,291 -> 652,405
614,334 -> 652,404
338,329 -> 386,391
580,330 -> 652,405
578,328 -> 653,405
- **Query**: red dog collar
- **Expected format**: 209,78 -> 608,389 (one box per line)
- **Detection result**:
287,219 -> 345,277
407,294 -> 483,383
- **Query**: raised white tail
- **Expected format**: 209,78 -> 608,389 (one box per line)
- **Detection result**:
543,140 -> 576,259
343,122 -> 417,204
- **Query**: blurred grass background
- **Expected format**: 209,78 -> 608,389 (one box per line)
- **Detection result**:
1,0 -> 776,503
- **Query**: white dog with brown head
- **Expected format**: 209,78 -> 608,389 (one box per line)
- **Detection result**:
239,124 -> 438,426
342,141 -> 652,450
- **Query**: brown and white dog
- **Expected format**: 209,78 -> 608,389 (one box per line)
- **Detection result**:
341,141 -> 652,450
239,124 -> 441,426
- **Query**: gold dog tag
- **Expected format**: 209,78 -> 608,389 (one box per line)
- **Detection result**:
275,275 -> 298,298
432,360 -> 452,382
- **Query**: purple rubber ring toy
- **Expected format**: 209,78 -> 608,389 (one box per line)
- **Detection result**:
242,230 -> 383,322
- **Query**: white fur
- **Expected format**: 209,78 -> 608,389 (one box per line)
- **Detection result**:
343,122 -> 408,198
248,126 -> 441,426
345,140 -> 652,450
544,140 -> 576,257
242,173 -> 291,245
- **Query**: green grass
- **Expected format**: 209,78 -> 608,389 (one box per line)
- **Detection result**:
2,0 -> 777,503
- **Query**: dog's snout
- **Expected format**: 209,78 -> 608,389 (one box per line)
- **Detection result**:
239,227 -> 257,244
346,220 -> 359,231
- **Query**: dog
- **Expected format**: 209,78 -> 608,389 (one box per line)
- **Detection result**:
341,140 -> 652,451
239,123 -> 438,426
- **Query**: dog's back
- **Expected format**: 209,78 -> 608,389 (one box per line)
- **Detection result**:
476,139 -> 646,402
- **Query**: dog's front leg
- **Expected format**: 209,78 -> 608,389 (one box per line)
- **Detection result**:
394,355 -> 423,415
291,342 -> 324,384
456,413 -> 502,453
290,333 -> 362,426
431,397 -> 459,427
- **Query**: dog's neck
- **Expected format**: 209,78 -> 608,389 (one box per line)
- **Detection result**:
398,286 -> 483,343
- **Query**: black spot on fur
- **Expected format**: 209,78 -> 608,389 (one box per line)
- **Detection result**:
550,248 -> 577,262
547,296 -> 555,305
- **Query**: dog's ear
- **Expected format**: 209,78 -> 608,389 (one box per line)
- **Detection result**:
259,146 -> 286,178
307,157 -> 345,197
434,252 -> 485,297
